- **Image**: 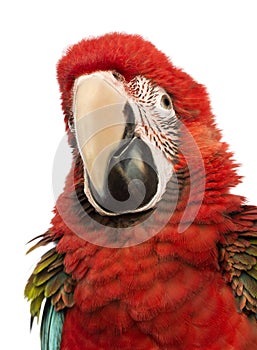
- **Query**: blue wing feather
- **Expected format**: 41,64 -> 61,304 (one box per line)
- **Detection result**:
41,299 -> 65,350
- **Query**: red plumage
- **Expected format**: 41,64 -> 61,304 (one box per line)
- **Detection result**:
25,33 -> 257,349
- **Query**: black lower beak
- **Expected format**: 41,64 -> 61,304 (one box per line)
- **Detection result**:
88,137 -> 159,214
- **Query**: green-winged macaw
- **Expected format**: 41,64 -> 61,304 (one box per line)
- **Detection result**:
25,33 -> 257,349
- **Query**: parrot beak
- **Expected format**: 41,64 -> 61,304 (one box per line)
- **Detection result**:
72,72 -> 168,216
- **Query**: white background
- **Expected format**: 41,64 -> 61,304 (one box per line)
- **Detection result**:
1,1 -> 257,349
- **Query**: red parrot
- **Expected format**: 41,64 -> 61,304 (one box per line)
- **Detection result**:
25,33 -> 257,349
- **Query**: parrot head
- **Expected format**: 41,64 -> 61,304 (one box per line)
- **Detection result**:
56,33 -> 241,243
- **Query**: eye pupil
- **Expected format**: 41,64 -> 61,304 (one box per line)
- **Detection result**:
163,98 -> 169,106
161,94 -> 172,109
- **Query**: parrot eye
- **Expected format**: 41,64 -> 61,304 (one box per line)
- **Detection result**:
160,94 -> 172,110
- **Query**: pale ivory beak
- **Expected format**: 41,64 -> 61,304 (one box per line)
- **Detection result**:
73,72 -> 127,197
72,71 -> 168,216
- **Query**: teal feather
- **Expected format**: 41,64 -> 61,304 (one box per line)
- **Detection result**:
41,299 -> 65,350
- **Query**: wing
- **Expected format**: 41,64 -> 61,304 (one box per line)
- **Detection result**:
24,231 -> 75,349
219,205 -> 257,316
41,300 -> 65,350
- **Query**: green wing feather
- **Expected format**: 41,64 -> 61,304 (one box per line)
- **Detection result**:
219,205 -> 257,316
24,231 -> 75,344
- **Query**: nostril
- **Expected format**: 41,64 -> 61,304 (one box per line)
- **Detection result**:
112,71 -> 123,81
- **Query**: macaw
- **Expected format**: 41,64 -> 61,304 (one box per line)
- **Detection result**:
25,33 -> 257,349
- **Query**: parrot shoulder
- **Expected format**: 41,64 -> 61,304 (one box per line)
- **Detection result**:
24,231 -> 75,348
219,205 -> 257,318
